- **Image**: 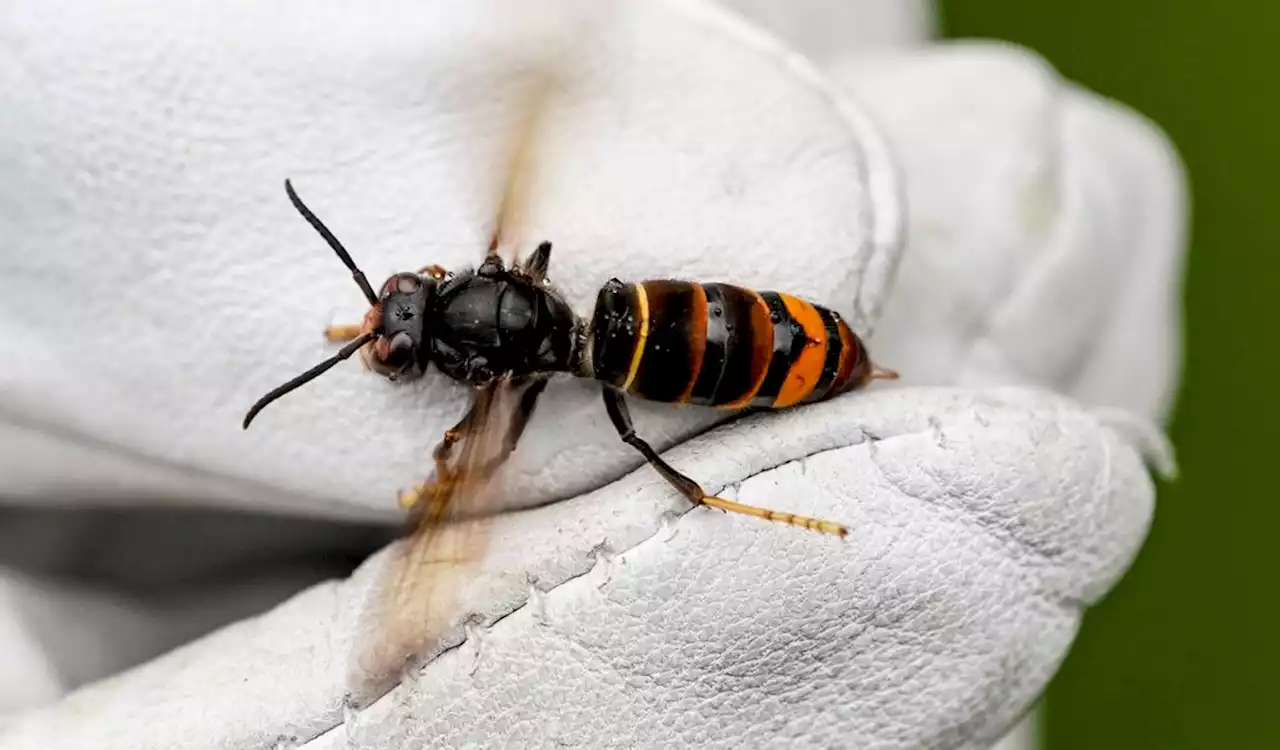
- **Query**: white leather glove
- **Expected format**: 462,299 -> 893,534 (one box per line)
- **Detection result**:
0,1 -> 1183,748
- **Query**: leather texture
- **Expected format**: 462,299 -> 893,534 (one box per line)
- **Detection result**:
0,0 -> 1185,748
3,387 -> 1157,750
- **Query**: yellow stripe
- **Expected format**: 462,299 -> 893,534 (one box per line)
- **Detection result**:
620,283 -> 650,391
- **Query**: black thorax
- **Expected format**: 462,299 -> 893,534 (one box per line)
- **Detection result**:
427,268 -> 580,384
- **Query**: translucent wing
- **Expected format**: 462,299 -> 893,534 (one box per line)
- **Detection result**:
345,18 -> 589,704
347,375 -> 531,703
484,53 -> 565,269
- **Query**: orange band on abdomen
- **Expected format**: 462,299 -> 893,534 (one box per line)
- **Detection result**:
772,293 -> 828,408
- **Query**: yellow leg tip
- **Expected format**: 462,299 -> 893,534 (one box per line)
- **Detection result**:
700,495 -> 848,538
325,324 -> 365,343
397,488 -> 423,512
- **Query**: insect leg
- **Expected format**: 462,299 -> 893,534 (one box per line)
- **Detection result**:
474,376 -> 548,476
601,387 -> 847,538
398,377 -> 548,512
433,376 -> 548,485
397,393 -> 489,511
433,401 -> 484,480
416,264 -> 449,281
477,252 -> 506,278
325,306 -> 381,344
516,242 -> 553,284
324,324 -> 365,342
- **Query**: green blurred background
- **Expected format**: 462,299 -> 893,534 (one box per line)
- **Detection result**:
936,2 -> 1278,748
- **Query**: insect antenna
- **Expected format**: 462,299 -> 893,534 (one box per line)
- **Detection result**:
242,331 -> 377,429
284,178 -> 378,305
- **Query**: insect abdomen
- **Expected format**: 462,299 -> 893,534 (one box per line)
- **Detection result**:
589,279 -> 871,409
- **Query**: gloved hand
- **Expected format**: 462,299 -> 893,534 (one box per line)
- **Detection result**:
0,1 -> 1183,748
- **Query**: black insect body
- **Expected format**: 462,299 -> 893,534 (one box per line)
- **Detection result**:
420,256 -> 579,385
243,180 -> 897,537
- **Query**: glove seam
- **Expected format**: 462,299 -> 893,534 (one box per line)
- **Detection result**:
327,400 -> 1119,744
321,431 -> 892,745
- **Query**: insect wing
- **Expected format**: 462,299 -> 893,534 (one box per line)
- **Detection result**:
347,378 -> 525,702
484,53 -> 569,270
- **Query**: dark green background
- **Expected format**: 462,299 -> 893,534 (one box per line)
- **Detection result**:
937,2 -> 1277,748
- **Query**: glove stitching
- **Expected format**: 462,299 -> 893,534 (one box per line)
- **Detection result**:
320,432 -> 889,745
337,407 -> 1115,745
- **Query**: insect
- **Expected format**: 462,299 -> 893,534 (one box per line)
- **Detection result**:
241,80 -> 897,695
242,177 -> 897,537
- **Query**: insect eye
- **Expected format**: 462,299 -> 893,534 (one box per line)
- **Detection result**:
383,273 -> 421,296
380,332 -> 415,368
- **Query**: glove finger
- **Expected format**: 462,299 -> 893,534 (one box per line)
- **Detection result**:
0,0 -> 902,520
835,43 -> 1188,423
0,385 -> 1157,750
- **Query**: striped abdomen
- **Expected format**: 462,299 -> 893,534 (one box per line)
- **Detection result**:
589,279 -> 873,409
